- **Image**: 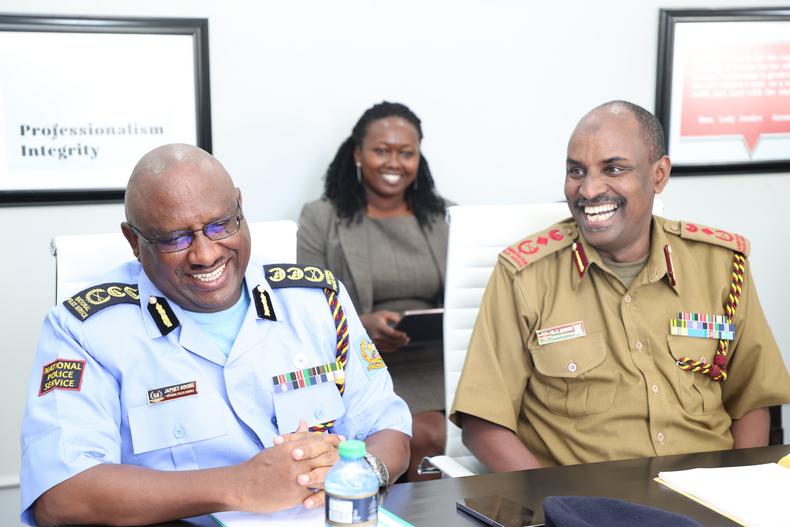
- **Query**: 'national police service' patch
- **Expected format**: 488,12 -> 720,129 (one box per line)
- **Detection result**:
38,358 -> 85,396
63,283 -> 140,321
355,337 -> 386,378
264,264 -> 338,292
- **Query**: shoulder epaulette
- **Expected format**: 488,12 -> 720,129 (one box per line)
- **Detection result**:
63,282 -> 140,321
500,220 -> 577,271
664,221 -> 750,257
264,264 -> 338,292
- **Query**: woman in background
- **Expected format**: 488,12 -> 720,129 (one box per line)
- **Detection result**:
298,101 -> 449,481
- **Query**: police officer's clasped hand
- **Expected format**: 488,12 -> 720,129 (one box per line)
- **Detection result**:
274,420 -> 342,509
359,310 -> 410,353
235,420 -> 340,512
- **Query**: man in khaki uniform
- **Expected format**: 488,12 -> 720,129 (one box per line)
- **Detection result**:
450,101 -> 790,471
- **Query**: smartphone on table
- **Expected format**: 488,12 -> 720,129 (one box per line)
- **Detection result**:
457,495 -> 543,527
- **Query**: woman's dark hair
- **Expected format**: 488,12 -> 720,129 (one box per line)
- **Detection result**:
322,101 -> 445,226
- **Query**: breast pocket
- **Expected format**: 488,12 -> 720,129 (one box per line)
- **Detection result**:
666,335 -> 722,415
127,394 -> 228,470
273,381 -> 345,434
529,333 -> 615,417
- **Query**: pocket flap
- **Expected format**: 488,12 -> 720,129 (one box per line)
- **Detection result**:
531,333 -> 606,378
666,334 -> 717,363
273,381 -> 345,434
128,395 -> 227,455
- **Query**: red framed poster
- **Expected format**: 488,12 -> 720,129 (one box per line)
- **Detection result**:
656,8 -> 790,175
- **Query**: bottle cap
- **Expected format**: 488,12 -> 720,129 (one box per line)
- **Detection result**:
338,439 -> 366,459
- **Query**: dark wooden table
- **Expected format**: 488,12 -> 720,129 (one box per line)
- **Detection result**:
89,445 -> 790,526
380,444 -> 790,526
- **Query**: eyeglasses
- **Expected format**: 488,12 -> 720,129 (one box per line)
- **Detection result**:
128,202 -> 244,253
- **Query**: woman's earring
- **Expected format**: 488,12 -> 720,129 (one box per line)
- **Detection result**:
356,162 -> 362,184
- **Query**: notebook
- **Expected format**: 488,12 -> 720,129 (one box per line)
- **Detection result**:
654,454 -> 790,527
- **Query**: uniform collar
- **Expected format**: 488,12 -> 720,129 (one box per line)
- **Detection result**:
134,259 -> 286,342
570,216 -> 681,295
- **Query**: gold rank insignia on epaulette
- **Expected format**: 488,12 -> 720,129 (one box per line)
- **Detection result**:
264,264 -> 338,292
664,220 -> 750,257
500,221 -> 577,271
146,296 -> 180,336
252,284 -> 277,321
63,282 -> 140,321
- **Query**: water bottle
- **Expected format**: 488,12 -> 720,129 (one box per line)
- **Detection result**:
325,439 -> 379,526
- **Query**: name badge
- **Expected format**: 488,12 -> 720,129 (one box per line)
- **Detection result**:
536,321 -> 586,346
147,381 -> 198,405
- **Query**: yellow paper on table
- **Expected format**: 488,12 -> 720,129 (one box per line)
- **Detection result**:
654,457 -> 790,527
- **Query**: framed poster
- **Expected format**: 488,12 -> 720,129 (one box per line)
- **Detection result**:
0,15 -> 211,205
655,8 -> 790,175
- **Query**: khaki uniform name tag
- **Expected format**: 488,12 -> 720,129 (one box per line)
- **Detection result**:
536,321 -> 586,345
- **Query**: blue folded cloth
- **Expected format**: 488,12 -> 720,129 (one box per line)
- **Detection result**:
543,496 -> 703,527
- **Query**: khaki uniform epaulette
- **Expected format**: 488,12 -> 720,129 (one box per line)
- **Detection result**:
663,220 -> 750,257
500,219 -> 577,271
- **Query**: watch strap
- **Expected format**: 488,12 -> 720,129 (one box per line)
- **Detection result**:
364,452 -> 389,488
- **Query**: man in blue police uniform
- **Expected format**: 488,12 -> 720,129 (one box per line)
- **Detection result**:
20,144 -> 411,526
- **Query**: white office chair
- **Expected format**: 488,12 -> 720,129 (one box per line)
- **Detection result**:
423,199 -> 664,477
51,220 -> 298,303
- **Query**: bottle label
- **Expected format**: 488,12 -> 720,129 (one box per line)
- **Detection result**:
325,492 -> 378,526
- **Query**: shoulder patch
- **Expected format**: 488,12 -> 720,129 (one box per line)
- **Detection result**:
39,358 -> 85,396
354,336 -> 387,379
264,264 -> 338,292
500,222 -> 577,271
63,283 -> 140,321
668,221 -> 750,257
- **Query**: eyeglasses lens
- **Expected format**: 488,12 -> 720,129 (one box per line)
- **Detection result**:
157,235 -> 193,253
205,217 -> 239,240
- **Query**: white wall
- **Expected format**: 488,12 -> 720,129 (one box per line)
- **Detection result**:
2,0 -> 789,490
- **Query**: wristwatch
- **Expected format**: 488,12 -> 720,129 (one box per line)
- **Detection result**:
364,452 -> 390,488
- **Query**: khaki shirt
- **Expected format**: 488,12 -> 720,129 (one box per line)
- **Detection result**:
450,216 -> 790,467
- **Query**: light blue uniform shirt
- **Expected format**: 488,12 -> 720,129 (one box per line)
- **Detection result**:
19,260 -> 411,525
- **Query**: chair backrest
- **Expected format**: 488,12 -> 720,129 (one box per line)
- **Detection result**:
51,220 -> 298,304
442,200 -> 664,468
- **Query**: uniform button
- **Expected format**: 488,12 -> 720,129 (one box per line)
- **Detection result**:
355,432 -> 365,440
652,384 -> 660,394
314,408 -> 324,419
635,340 -> 644,351
293,353 -> 309,369
669,224 -> 679,232
568,362 -> 577,373
657,432 -> 665,443
173,424 -> 184,439
623,294 -> 632,304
